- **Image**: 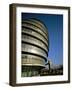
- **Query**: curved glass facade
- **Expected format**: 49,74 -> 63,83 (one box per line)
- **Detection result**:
22,18 -> 48,36
22,54 -> 45,66
22,43 -> 47,59
22,28 -> 48,46
22,23 -> 48,41
21,18 -> 49,77
22,34 -> 48,52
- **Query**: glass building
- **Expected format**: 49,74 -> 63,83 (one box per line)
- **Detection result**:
21,18 -> 49,77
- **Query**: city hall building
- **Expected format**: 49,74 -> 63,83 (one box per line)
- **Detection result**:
21,18 -> 49,77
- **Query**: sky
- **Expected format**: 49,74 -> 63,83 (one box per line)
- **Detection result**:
22,13 -> 63,65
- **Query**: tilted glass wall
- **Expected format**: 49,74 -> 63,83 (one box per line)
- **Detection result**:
21,18 -> 49,77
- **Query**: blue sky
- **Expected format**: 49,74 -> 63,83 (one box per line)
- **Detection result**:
22,13 -> 63,65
